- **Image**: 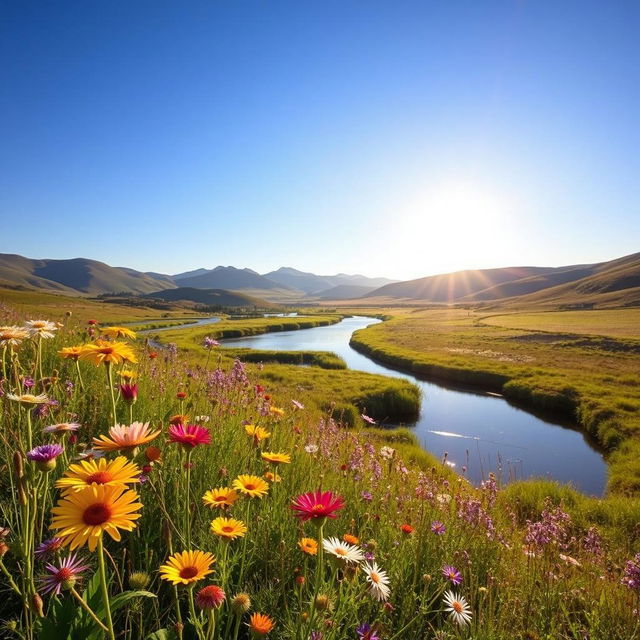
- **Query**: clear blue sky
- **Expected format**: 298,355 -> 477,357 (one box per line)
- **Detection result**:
1,1 -> 638,280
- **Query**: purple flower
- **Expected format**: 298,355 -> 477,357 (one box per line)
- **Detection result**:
431,521 -> 446,535
26,444 -> 63,463
442,565 -> 463,585
310,632 -> 323,640
23,377 -> 35,389
203,336 -> 220,349
35,537 -> 65,557
623,554 -> 640,591
364,551 -> 375,561
356,623 -> 380,640
40,553 -> 90,595
360,491 -> 373,502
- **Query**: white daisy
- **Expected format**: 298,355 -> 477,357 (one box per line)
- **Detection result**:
43,422 -> 81,434
6,393 -> 49,406
379,446 -> 396,460
0,326 -> 29,347
304,444 -> 319,454
443,590 -> 472,626
322,536 -> 364,565
362,562 -> 391,601
24,320 -> 58,339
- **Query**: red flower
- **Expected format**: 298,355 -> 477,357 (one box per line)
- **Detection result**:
291,490 -> 345,522
119,383 -> 138,404
168,424 -> 211,448
176,391 -> 188,399
87,319 -> 99,325
400,524 -> 414,535
148,351 -> 158,359
196,585 -> 225,610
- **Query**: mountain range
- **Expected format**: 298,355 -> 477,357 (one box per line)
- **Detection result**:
0,251 -> 638,308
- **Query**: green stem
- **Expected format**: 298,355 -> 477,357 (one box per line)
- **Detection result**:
75,359 -> 85,392
206,608 -> 215,640
97,537 -> 116,640
70,587 -> 109,632
185,449 -> 192,548
188,587 -> 205,640
105,362 -> 118,426
231,613 -> 242,640
0,558 -> 22,595
173,585 -> 184,640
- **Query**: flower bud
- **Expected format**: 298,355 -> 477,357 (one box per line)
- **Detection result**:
32,593 -> 45,617
314,594 -> 331,611
129,572 -> 151,590
231,593 -> 251,615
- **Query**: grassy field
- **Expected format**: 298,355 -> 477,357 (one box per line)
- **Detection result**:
349,307 -> 640,495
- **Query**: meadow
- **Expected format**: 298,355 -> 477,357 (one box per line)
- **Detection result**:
348,307 -> 640,495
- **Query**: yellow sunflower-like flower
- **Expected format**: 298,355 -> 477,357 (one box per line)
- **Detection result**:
263,471 -> 282,483
79,340 -> 138,366
202,488 -> 239,509
244,424 -> 271,443
102,326 -> 137,340
260,451 -> 291,465
50,485 -> 142,551
210,517 -> 247,540
298,537 -> 318,555
92,422 -> 161,452
232,475 -> 269,499
55,456 -> 141,492
159,550 -> 215,586
58,346 -> 84,361
268,406 -> 285,417
120,369 -> 138,381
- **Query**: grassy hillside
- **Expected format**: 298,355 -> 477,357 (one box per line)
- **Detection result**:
143,287 -> 276,308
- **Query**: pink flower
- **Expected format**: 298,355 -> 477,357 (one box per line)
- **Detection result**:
291,490 -> 345,522
168,423 -> 211,448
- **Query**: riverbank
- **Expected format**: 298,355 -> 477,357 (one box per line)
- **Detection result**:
349,308 -> 640,495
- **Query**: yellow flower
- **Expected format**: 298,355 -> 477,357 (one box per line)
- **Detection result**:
159,550 -> 215,586
55,456 -> 141,492
244,424 -> 271,443
298,538 -> 318,555
120,369 -> 138,381
102,326 -> 137,340
343,534 -> 359,545
260,451 -> 291,465
232,475 -> 269,499
58,346 -> 84,361
263,471 -> 282,483
202,488 -> 239,509
50,485 -> 142,551
93,422 -> 161,452
268,406 -> 285,417
79,340 -> 137,366
210,517 -> 247,540
249,613 -> 275,637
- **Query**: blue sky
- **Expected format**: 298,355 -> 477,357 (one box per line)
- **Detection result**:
1,1 -> 638,280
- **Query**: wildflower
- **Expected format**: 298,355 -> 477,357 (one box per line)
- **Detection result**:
233,475 -> 269,498
93,422 -> 161,453
361,414 -> 376,425
361,491 -> 373,502
58,346 -> 84,360
145,446 -> 162,462
231,592 -> 251,614
27,444 -> 64,471
304,444 -> 319,454
0,326 -> 29,347
169,414 -> 190,425
101,326 -> 136,340
56,456 -> 141,492
443,590 -> 472,626
260,451 -> 291,465
159,550 -> 215,586
263,471 -> 281,483
40,553 -> 90,595
400,524 -> 414,535
25,320 -> 58,339
129,571 -> 151,589
363,562 -> 391,601
176,391 -> 188,400
343,534 -> 359,545
431,521 -> 446,535
79,340 -> 137,366
196,585 -> 226,609
268,406 -> 285,417
119,383 -> 138,404
35,537 -> 65,557
148,351 -> 158,359
120,369 -> 137,381
356,623 -> 380,640
322,537 -> 364,565
203,337 -> 220,349
442,565 -> 463,585
248,612 -> 275,637
87,319 -> 99,326
50,485 -> 142,551
6,392 -> 49,406
559,553 -> 582,567
291,490 -> 345,523
379,446 -> 395,460
43,422 -> 81,435
168,424 -> 211,448
245,424 -> 271,444
203,488 -> 239,509
291,399 -> 305,410
313,594 -> 332,611
195,415 -> 210,423
622,553 -> 640,591
210,517 -> 247,540
298,538 -> 318,555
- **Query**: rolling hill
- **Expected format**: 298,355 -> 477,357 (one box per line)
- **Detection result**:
143,287 -> 275,308
264,267 -> 396,295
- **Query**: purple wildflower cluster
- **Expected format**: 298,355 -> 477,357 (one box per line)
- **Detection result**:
622,554 -> 640,591
457,496 -> 496,540
524,500 -> 571,550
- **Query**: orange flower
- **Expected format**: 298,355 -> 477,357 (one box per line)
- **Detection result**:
298,538 -> 318,556
343,533 -> 359,545
169,414 -> 190,426
400,524 -> 414,535
248,613 -> 275,637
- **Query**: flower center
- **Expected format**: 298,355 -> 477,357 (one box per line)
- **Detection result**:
370,572 -> 380,583
452,601 -> 463,613
86,471 -> 113,484
98,347 -> 114,355
56,567 -> 73,582
179,566 -> 199,579
311,504 -> 326,513
334,547 -> 347,556
222,526 -> 234,533
82,502 -> 112,526
244,483 -> 256,490
214,496 -> 226,502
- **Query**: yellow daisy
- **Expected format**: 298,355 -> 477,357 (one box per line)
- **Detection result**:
55,456 -> 141,492
58,346 -> 84,361
263,471 -> 282,483
298,537 -> 318,555
159,550 -> 215,586
50,485 -> 142,551
202,488 -> 239,509
120,369 -> 138,381
93,422 -> 161,453
79,340 -> 137,366
210,517 -> 247,540
268,406 -> 285,417
244,424 -> 271,443
101,326 -> 137,340
260,451 -> 291,465
232,475 -> 269,499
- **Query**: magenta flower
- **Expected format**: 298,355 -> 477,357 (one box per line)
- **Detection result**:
40,553 -> 90,595
168,423 -> 211,448
119,383 -> 138,404
361,414 -> 376,425
442,565 -> 463,585
291,490 -> 345,522
26,444 -> 64,470
203,336 -> 220,349
35,537 -> 65,558
431,521 -> 446,535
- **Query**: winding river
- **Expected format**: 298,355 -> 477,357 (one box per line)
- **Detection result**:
220,316 -> 607,495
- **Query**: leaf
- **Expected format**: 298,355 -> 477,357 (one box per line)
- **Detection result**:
109,589 -> 157,614
147,629 -> 178,640
37,596 -> 75,640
